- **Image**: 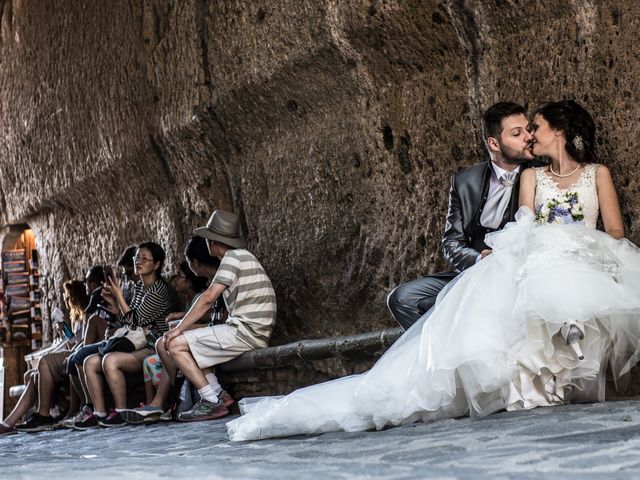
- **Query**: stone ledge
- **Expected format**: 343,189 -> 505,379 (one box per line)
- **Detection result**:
219,327 -> 403,373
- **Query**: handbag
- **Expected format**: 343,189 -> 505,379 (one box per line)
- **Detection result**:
98,325 -> 148,355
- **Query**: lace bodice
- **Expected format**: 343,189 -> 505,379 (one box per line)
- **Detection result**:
534,164 -> 600,228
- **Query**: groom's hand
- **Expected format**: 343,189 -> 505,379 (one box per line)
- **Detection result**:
480,249 -> 493,259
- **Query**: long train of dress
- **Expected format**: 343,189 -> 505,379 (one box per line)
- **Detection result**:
227,205 -> 640,441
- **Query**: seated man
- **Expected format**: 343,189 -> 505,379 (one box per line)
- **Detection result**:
163,210 -> 277,421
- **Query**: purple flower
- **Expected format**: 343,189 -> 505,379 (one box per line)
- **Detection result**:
560,212 -> 574,224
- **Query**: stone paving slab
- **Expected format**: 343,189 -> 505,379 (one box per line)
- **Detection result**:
2,400 -> 640,479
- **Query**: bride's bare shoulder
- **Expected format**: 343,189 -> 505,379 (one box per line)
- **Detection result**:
521,168 -> 537,180
594,163 -> 611,178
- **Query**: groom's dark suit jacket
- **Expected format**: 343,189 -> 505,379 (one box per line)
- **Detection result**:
388,159 -> 543,330
442,161 -> 529,273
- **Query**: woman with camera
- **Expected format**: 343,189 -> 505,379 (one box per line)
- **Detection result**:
73,242 -> 176,429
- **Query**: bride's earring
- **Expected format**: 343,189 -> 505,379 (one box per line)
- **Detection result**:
560,321 -> 585,360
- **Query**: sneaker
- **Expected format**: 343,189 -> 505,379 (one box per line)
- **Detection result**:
58,417 -> 76,429
159,409 -> 173,422
177,399 -> 229,422
73,412 -> 101,431
59,406 -> 91,429
0,423 -> 16,436
120,405 -> 163,424
220,390 -> 235,408
15,413 -> 56,433
98,410 -> 126,428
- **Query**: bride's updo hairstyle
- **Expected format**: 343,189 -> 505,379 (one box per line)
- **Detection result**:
534,100 -> 597,163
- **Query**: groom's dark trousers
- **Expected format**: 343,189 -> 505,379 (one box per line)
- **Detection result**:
388,161 -> 526,330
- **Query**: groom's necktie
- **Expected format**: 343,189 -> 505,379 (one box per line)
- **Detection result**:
480,171 -> 518,229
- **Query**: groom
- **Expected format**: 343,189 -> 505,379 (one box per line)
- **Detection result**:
388,102 -> 536,330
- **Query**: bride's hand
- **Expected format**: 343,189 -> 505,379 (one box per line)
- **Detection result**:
480,249 -> 493,259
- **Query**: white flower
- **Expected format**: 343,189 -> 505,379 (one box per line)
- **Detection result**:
558,202 -> 570,210
571,205 -> 582,216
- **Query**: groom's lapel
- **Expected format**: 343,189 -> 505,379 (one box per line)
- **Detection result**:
474,162 -> 493,227
501,166 -> 528,227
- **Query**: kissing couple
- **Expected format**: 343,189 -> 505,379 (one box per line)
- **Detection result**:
228,100 -> 640,441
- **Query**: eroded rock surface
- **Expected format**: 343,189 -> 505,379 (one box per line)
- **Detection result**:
0,1 -> 638,360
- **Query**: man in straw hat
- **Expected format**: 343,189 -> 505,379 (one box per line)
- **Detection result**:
161,210 -> 277,421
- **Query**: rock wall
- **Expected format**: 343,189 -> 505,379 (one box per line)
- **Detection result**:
1,1 -> 639,351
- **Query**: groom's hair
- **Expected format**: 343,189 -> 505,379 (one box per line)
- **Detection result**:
482,102 -> 526,140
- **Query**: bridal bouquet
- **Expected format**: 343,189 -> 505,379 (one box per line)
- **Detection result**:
535,191 -> 584,225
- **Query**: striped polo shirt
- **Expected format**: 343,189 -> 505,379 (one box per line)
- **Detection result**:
213,249 -> 277,348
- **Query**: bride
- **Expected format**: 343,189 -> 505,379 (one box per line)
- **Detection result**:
227,101 -> 640,441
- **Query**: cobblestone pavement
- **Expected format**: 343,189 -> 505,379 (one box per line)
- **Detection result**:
2,400 -> 640,479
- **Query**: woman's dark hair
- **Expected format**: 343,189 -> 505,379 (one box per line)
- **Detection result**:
85,265 -> 105,285
136,241 -> 166,276
184,236 -> 221,268
178,261 -> 207,293
534,100 -> 596,163
117,245 -> 138,268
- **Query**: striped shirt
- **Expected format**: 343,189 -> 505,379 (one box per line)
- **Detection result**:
118,279 -> 175,340
213,249 -> 277,348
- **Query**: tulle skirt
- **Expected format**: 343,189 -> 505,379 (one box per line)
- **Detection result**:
227,208 -> 640,441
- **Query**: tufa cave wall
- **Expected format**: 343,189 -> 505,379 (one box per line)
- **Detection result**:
0,0 -> 639,362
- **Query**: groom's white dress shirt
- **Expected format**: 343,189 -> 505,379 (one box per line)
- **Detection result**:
475,162 -> 522,263
488,162 -> 521,198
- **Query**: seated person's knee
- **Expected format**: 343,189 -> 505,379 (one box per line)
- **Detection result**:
168,334 -> 188,355
101,354 -> 116,374
83,354 -> 100,371
37,356 -> 50,372
387,285 -> 409,311
24,369 -> 36,384
176,334 -> 190,349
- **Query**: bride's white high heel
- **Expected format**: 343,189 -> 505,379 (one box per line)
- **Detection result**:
560,321 -> 585,360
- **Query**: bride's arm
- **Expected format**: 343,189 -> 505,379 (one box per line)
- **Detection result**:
596,165 -> 624,239
518,168 -> 536,210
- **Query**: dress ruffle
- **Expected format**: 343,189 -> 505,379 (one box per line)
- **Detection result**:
227,208 -> 640,441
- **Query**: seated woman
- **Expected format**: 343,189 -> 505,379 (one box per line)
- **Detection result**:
142,261 -> 207,403
65,247 -> 140,414
121,236 -> 230,423
0,280 -> 88,434
73,242 -> 176,429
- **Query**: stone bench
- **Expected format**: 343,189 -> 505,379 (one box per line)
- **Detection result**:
218,327 -> 403,400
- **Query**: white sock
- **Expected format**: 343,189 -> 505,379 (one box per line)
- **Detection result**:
93,410 -> 107,418
197,384 -> 219,403
205,372 -> 223,396
115,408 -> 125,413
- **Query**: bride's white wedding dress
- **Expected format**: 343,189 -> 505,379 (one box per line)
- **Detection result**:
227,164 -> 640,441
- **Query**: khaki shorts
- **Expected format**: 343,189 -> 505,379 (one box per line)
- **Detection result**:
182,324 -> 252,369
